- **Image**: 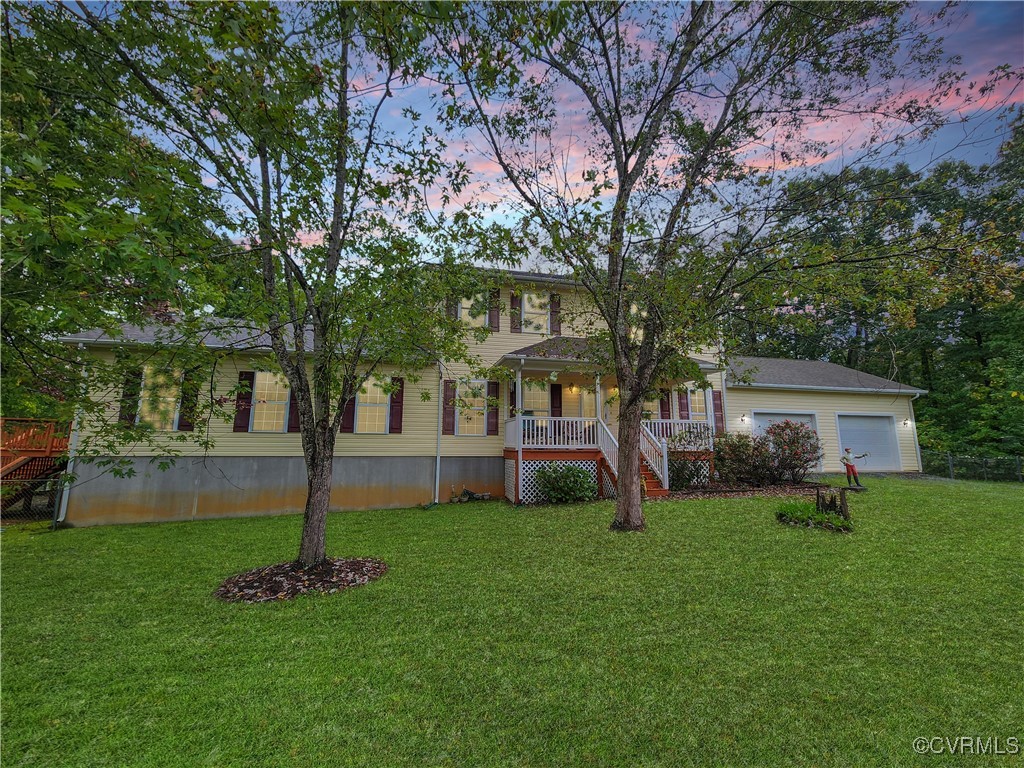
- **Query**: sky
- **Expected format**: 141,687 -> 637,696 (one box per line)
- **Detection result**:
394,1 -> 1024,214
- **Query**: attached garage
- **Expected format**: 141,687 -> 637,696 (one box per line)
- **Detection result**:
724,356 -> 927,473
752,411 -> 817,434
836,414 -> 901,472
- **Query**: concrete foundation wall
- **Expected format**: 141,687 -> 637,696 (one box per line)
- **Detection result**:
63,455 -> 505,527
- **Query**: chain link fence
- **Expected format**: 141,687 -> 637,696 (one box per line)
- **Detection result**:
921,449 -> 1023,482
1,476 -> 63,524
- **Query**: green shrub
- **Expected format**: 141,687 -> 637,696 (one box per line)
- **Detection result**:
668,457 -> 710,489
534,463 -> 598,504
776,500 -> 853,533
713,432 -> 781,486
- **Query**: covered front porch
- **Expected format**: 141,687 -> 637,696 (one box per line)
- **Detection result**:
498,338 -> 722,503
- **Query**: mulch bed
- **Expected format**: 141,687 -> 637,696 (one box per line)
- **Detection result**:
214,558 -> 388,603
663,481 -> 828,501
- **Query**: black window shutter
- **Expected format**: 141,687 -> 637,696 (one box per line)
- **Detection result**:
486,381 -> 499,435
442,380 -> 456,435
233,371 -> 255,432
176,373 -> 200,432
712,391 -> 725,433
510,292 -> 522,333
488,288 -> 500,331
549,294 -> 561,335
340,397 -> 356,433
389,377 -> 404,434
677,391 -> 690,420
287,389 -> 301,433
659,390 -> 672,420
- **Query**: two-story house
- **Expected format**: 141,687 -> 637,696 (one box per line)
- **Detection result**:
54,270 -> 924,526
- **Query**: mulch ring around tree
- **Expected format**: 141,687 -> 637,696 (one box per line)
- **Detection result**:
214,558 -> 388,603
664,482 -> 829,501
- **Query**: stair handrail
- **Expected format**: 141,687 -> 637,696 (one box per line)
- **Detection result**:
597,420 -> 618,478
640,422 -> 667,488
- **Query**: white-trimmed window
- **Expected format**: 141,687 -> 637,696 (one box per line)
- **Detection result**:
456,381 -> 487,436
642,397 -> 661,420
461,293 -> 489,328
580,389 -> 597,418
356,376 -> 389,434
688,389 -> 708,420
522,384 -> 549,416
251,372 -> 290,432
521,292 -> 549,333
138,366 -> 180,431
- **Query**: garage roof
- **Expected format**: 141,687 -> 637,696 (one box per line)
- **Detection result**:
727,356 -> 926,395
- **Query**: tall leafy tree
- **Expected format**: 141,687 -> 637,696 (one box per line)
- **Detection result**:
436,2 -> 1008,529
729,116 -> 1023,455
29,2 -> 497,565
1,5 -> 229,423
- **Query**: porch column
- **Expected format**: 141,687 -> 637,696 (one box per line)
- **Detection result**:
705,388 -> 715,435
595,374 -> 602,424
516,362 -> 524,503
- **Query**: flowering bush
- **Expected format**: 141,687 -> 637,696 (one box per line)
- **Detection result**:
714,420 -> 822,486
763,420 -> 823,483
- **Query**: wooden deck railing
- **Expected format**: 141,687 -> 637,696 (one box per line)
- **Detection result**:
0,419 -> 71,469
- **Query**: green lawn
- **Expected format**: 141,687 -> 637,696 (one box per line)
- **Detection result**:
2,477 -> 1022,767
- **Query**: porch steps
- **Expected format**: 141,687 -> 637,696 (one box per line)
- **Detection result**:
640,463 -> 670,498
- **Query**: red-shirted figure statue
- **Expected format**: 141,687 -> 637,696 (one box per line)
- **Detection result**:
840,447 -> 867,487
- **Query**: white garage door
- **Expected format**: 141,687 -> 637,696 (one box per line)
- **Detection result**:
837,415 -> 900,471
753,412 -> 822,469
753,412 -> 817,434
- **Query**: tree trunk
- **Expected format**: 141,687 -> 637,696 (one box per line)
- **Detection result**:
610,398 -> 645,532
297,445 -> 334,567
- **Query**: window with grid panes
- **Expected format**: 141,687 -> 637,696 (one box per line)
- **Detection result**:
251,372 -> 290,432
521,292 -> 549,333
356,376 -> 389,434
138,366 -> 180,431
461,293 -> 488,328
456,381 -> 487,436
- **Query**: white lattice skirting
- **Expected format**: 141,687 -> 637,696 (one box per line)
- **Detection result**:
504,459 -> 516,502
601,466 -> 617,499
517,459 -> 598,504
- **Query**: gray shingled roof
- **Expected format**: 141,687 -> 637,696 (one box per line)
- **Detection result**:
727,356 -> 926,394
59,317 -> 314,352
505,336 -> 598,361
502,336 -> 719,370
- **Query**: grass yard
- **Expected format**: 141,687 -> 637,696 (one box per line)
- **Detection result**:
2,477 -> 1022,767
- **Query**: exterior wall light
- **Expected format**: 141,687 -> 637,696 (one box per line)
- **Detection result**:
740,414 -> 748,424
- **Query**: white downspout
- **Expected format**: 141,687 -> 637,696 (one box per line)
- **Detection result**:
57,345 -> 86,523
434,362 -> 444,504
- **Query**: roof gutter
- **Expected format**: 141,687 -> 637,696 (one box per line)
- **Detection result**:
726,381 -> 928,395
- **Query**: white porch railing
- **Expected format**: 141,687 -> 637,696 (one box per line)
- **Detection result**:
517,416 -> 598,449
642,419 -> 713,451
597,420 -> 619,478
639,423 -> 669,488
